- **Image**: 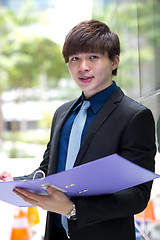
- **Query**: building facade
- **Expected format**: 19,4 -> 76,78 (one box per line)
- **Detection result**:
93,0 -> 160,154
93,0 -> 160,238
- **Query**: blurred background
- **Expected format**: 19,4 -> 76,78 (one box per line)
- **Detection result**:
0,0 -> 160,239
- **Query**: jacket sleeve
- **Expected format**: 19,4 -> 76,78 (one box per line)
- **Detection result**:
72,108 -> 156,230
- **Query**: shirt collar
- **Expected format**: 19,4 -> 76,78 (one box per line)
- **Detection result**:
81,81 -> 117,114
73,81 -> 117,113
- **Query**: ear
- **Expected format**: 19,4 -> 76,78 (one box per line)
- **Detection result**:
112,55 -> 120,70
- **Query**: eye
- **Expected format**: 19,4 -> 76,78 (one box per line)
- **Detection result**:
90,55 -> 99,60
69,56 -> 79,61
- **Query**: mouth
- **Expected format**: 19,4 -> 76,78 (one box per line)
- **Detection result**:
79,76 -> 94,83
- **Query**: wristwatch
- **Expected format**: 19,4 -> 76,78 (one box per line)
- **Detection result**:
67,204 -> 77,220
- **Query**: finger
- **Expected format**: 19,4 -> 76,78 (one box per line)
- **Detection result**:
0,171 -> 13,181
13,187 -> 50,205
0,172 -> 6,179
13,188 -> 38,205
0,171 -> 5,176
13,188 -> 40,201
0,171 -> 9,177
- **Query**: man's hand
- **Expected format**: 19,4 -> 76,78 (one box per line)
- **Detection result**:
0,171 -> 14,182
13,186 -> 73,216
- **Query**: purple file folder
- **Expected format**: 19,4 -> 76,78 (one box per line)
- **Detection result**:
0,154 -> 159,207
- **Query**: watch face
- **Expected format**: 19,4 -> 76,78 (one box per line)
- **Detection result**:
67,204 -> 77,220
69,215 -> 77,221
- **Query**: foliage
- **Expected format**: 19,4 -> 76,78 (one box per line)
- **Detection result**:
4,130 -> 49,146
0,4 -> 69,140
4,36 -> 69,89
38,107 -> 53,129
8,148 -> 36,158
0,5 -> 69,93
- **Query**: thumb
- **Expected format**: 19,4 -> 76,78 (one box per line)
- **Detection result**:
46,185 -> 57,194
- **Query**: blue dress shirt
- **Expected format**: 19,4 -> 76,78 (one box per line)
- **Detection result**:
55,81 -> 117,227
57,81 -> 117,173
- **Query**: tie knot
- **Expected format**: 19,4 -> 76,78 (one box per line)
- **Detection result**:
81,101 -> 90,111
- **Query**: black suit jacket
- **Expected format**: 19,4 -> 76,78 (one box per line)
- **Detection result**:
18,87 -> 156,240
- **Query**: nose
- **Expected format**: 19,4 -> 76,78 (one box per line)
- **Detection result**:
79,59 -> 90,72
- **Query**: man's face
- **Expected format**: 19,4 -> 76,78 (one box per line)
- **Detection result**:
68,52 -> 119,98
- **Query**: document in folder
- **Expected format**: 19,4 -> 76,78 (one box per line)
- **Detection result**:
0,154 -> 159,207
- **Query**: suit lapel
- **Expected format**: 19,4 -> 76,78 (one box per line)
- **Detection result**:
74,87 -> 124,167
48,87 -> 124,173
47,98 -> 81,175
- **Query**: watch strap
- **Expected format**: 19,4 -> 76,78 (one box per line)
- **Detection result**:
67,204 -> 77,220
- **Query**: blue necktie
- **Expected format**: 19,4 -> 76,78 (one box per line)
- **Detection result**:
62,101 -> 90,233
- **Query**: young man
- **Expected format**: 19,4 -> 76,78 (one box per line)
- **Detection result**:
0,20 -> 156,240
